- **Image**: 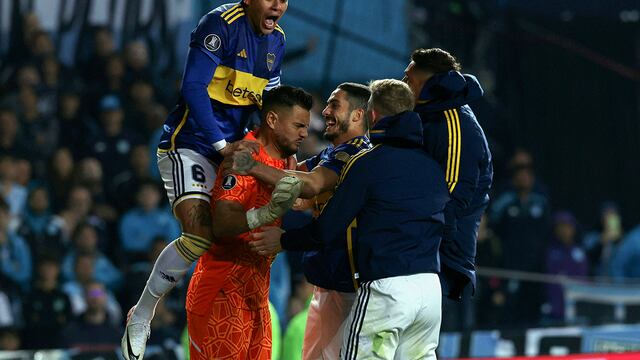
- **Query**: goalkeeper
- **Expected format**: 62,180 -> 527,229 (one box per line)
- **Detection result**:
185,86 -> 311,360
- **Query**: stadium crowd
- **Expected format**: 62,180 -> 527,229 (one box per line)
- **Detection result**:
1,11 -> 640,356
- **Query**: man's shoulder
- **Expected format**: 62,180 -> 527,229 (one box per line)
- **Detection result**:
199,3 -> 246,33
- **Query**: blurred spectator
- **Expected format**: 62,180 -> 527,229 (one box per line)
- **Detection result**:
110,144 -> 155,212
85,54 -> 127,120
496,148 -> 549,196
544,211 -> 588,321
62,281 -> 121,351
13,63 -> 41,92
74,157 -> 118,223
62,222 -> 122,292
125,78 -> 158,135
85,95 -> 143,178
118,181 -> 179,259
57,87 -> 99,159
62,253 -> 122,326
56,185 -> 107,243
16,86 -> 59,162
123,41 -> 153,85
0,107 -> 30,158
14,157 -> 33,188
0,155 -> 28,219
21,254 -> 72,349
609,225 -> 640,280
474,214 -> 506,329
27,30 -> 55,61
81,27 -> 116,84
583,202 -> 625,277
0,327 -> 21,351
490,163 -> 550,326
0,198 -> 32,291
37,54 -> 65,119
17,186 -> 67,258
47,148 -> 75,212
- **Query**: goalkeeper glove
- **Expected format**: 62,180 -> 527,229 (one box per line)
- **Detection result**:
246,176 -> 303,229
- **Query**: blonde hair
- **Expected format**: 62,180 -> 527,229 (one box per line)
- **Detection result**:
368,79 -> 414,117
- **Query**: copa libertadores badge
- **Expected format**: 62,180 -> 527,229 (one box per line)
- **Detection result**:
222,175 -> 237,190
204,34 -> 222,52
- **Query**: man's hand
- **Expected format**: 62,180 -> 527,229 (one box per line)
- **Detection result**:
221,149 -> 257,175
218,139 -> 260,158
249,226 -> 285,256
246,176 -> 304,229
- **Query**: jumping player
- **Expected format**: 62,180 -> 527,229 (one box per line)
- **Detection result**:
122,1 -> 289,358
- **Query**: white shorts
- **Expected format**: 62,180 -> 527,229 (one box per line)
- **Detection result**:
302,287 -> 356,360
157,148 -> 218,209
341,273 -> 441,360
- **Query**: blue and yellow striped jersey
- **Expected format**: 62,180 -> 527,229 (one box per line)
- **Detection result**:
159,2 -> 285,162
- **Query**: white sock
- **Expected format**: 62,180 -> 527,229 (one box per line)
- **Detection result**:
130,240 -> 191,324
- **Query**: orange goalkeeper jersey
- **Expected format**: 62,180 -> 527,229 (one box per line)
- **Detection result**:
186,131 -> 286,315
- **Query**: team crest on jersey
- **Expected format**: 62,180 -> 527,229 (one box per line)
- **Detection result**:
266,53 -> 276,71
204,34 -> 222,52
222,175 -> 237,190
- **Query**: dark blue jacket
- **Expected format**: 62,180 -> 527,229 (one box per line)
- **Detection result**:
301,136 -> 372,293
281,111 -> 449,285
415,71 -> 493,294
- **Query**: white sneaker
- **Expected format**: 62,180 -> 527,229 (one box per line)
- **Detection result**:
121,320 -> 151,360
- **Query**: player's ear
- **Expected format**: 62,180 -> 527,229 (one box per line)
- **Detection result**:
351,108 -> 365,124
265,110 -> 278,130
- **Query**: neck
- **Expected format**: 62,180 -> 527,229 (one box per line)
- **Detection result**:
255,129 -> 287,160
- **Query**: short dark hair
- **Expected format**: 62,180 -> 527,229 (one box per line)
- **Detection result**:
262,85 -> 313,121
337,82 -> 371,111
411,48 -> 461,74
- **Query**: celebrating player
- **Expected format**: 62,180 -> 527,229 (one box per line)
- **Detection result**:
224,82 -> 371,359
250,79 -> 450,359
187,85 -> 310,359
403,48 -> 493,301
122,1 -> 289,359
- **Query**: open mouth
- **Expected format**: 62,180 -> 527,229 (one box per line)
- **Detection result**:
324,116 -> 336,128
264,15 -> 279,30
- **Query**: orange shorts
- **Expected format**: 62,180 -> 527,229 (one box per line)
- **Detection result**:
186,290 -> 272,360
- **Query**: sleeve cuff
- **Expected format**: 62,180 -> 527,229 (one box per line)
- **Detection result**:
213,139 -> 228,152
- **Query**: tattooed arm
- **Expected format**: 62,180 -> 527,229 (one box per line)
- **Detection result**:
223,150 -> 337,199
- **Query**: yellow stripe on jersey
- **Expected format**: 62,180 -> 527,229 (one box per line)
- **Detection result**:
207,65 -> 269,107
227,11 -> 245,24
338,144 -> 380,185
275,25 -> 286,40
346,218 -> 360,291
445,109 -> 461,193
221,5 -> 242,21
445,110 -> 453,183
170,108 -> 190,151
452,108 -> 462,192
